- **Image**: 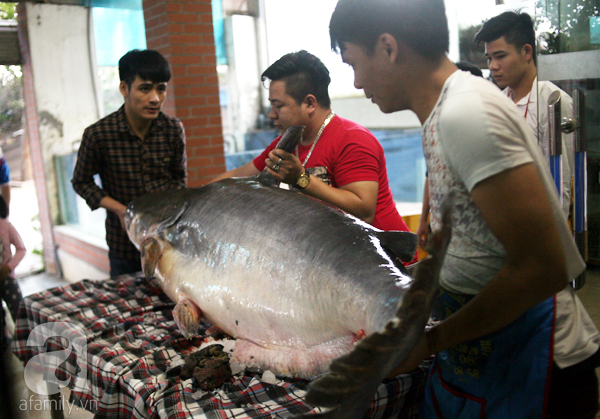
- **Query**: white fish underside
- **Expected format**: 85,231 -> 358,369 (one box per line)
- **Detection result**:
153,222 -> 410,379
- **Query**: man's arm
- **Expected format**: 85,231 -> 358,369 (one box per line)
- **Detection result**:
560,90 -> 574,220
210,161 -> 260,183
417,179 -> 430,248
99,196 -> 128,231
171,120 -> 188,187
305,174 -> 378,224
72,131 -> 108,210
396,163 -> 569,372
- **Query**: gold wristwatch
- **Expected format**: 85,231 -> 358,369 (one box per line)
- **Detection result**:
296,170 -> 310,188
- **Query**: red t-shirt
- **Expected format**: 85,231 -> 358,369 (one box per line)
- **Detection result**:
253,115 -> 411,234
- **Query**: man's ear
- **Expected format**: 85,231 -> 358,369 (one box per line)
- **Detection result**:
379,33 -> 400,63
119,81 -> 128,98
522,44 -> 534,62
303,94 -> 318,113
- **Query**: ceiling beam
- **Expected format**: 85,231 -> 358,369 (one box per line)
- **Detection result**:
0,21 -> 20,65
1,0 -> 85,4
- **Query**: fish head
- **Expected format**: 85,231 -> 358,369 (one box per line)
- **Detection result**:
124,189 -> 190,250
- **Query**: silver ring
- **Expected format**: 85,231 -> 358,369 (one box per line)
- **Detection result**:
272,163 -> 280,172
277,158 -> 282,164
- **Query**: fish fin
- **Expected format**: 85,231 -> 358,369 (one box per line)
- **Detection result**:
256,126 -> 305,187
140,237 -> 164,279
298,201 -> 452,419
173,297 -> 203,339
158,201 -> 189,230
376,230 -> 418,263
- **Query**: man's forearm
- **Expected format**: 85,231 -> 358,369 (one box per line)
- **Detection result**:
300,176 -> 377,224
210,162 -> 260,184
99,196 -> 127,217
428,164 -> 569,356
99,196 -> 128,232
427,260 -> 566,357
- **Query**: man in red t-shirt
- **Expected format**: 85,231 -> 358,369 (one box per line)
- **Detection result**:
212,50 -> 415,261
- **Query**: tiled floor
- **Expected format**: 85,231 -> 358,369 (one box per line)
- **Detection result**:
4,267 -> 600,418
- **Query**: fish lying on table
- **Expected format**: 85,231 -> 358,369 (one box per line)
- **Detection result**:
124,126 -> 450,417
298,200 -> 451,418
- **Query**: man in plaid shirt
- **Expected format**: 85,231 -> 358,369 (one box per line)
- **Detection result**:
72,49 -> 187,277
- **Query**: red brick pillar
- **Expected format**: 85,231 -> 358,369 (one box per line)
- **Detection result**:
143,0 -> 225,187
16,3 -> 58,274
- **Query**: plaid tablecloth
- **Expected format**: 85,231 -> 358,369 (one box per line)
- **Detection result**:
11,273 -> 429,419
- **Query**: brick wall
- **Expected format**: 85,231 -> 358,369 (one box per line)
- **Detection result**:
143,0 -> 225,187
15,1 -> 226,277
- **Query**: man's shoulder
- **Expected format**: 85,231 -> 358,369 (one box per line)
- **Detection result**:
334,115 -> 366,130
84,108 -> 122,135
157,111 -> 183,128
538,80 -> 572,102
437,73 -> 526,147
447,70 -> 504,99
538,79 -> 561,91
442,73 -> 513,118
332,115 -> 377,140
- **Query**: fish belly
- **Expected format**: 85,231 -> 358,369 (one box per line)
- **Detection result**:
156,247 -> 375,378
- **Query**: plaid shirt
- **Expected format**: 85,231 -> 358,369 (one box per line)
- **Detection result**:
72,106 -> 187,260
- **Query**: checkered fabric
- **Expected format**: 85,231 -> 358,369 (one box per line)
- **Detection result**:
11,274 -> 429,419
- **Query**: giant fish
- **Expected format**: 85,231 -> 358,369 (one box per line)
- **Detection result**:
299,200 -> 451,418
125,127 -> 450,416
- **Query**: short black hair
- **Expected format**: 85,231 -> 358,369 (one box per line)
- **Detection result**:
0,195 -> 8,219
261,50 -> 331,108
118,49 -> 172,88
455,61 -> 483,77
329,0 -> 449,61
474,11 -> 536,65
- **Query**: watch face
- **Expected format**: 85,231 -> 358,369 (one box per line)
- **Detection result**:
297,174 -> 309,188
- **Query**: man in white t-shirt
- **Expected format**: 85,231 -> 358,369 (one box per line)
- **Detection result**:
328,0 -> 599,417
475,11 -> 574,219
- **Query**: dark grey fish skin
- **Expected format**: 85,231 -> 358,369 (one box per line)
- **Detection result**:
295,200 -> 452,418
123,126 -> 424,380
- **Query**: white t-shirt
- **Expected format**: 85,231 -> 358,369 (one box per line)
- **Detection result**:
423,70 -> 598,368
504,78 -> 574,217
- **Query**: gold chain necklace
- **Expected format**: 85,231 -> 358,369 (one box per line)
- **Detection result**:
296,111 -> 335,167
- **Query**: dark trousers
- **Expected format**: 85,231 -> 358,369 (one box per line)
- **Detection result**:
109,253 -> 142,278
547,348 -> 600,418
1,274 -> 23,350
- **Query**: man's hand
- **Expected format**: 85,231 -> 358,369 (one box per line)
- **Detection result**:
266,150 -> 304,185
99,196 -> 128,231
416,218 -> 431,249
210,161 -> 260,183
